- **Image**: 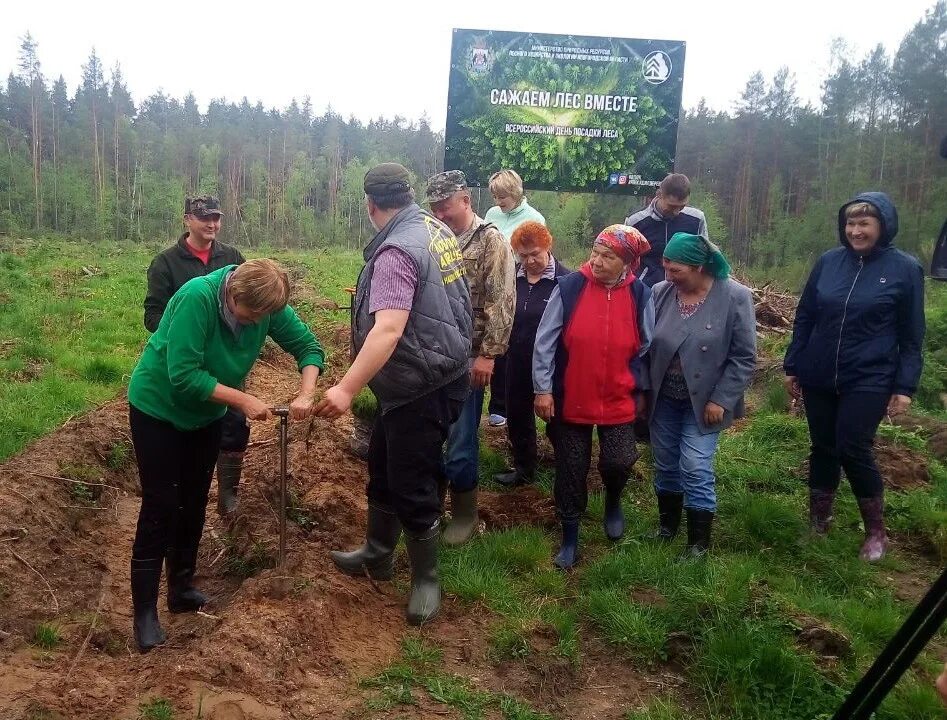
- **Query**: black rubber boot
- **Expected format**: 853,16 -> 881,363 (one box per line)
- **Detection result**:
494,466 -> 535,488
131,557 -> 166,653
683,509 -> 714,558
330,504 -> 402,580
166,547 -> 209,613
655,492 -> 684,541
216,451 -> 244,516
553,521 -> 580,570
405,522 -> 441,626
603,490 -> 625,541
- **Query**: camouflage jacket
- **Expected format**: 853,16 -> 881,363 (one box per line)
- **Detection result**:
456,215 -> 515,357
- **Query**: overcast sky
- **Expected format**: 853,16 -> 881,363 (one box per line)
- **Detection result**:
1,0 -> 938,130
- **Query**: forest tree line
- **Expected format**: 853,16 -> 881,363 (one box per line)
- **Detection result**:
1,2 -> 945,280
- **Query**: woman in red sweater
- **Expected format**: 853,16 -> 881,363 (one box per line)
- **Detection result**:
533,225 -> 654,569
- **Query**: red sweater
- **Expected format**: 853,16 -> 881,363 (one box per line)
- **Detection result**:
560,265 -> 642,424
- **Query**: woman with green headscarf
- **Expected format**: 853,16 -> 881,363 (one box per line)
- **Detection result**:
645,232 -> 756,557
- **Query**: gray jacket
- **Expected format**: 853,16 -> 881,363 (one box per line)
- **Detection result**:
647,278 -> 757,433
353,204 -> 472,413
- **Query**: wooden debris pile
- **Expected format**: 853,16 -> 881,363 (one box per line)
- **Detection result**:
735,275 -> 797,334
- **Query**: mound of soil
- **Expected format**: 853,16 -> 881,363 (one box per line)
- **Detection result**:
891,413 -> 947,462
874,439 -> 930,492
0,348 -> 657,720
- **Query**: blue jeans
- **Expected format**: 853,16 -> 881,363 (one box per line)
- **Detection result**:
651,394 -> 721,512
444,387 -> 485,492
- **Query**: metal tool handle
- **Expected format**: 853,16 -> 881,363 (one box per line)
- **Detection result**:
271,407 -> 290,569
831,565 -> 947,719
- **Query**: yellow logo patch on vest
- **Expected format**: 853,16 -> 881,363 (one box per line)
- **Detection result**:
425,215 -> 466,286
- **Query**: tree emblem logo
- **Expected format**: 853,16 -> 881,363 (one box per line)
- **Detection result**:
642,51 -> 672,85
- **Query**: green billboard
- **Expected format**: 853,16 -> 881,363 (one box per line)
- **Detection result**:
445,29 -> 686,194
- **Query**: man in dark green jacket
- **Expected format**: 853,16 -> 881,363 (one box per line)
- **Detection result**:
143,195 -> 248,518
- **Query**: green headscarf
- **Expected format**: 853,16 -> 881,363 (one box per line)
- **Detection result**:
663,232 -> 731,279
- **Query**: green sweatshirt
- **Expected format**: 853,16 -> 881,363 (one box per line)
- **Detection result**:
484,198 -> 546,243
128,265 -> 325,431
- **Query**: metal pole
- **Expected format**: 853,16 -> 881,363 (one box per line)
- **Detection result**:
831,565 -> 947,720
271,407 -> 290,570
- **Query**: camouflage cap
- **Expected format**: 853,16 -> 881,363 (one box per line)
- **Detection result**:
425,170 -> 468,204
185,195 -> 224,218
364,163 -> 412,195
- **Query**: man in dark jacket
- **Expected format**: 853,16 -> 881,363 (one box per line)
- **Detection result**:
625,173 -> 708,287
143,195 -> 247,518
784,191 -> 925,562
316,163 -> 471,625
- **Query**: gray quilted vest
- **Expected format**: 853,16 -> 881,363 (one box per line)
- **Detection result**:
353,204 -> 472,412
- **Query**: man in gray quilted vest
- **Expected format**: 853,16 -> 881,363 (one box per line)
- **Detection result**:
315,163 -> 471,625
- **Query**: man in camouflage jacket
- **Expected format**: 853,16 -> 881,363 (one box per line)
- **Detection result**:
427,170 -> 515,545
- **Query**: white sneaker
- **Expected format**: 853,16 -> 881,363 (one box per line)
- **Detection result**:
488,414 -> 507,427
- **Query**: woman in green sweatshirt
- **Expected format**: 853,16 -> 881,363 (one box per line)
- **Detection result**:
126,258 -> 325,652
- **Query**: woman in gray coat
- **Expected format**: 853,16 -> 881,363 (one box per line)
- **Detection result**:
647,232 -> 756,556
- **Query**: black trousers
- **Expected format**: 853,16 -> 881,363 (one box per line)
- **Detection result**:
801,387 -> 889,499
130,405 -> 222,566
367,379 -> 466,535
219,407 -> 250,453
488,355 -> 507,416
505,346 -> 555,474
554,421 -> 638,522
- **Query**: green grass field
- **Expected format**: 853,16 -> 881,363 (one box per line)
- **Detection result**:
1,238 -> 945,719
0,238 -> 364,459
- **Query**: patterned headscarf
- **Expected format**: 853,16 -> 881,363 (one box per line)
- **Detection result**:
594,224 -> 651,273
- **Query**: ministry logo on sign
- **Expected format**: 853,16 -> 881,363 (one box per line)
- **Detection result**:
642,51 -> 672,85
467,45 -> 494,75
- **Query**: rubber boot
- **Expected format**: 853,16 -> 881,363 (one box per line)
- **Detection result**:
808,488 -> 836,536
857,495 -> 888,563
166,547 -> 209,613
553,521 -> 580,570
442,488 -> 479,546
330,504 -> 402,580
131,557 -> 166,653
216,451 -> 244,517
683,509 -> 714,558
654,492 -> 684,541
494,466 -> 535,488
405,522 -> 441,625
603,489 -> 625,541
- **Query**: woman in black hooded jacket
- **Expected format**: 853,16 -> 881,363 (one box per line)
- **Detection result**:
784,191 -> 925,562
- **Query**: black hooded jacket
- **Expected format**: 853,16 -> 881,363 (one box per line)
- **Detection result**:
784,192 -> 925,396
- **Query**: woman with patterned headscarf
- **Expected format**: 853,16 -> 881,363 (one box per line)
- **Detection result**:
647,232 -> 756,557
533,225 -> 655,569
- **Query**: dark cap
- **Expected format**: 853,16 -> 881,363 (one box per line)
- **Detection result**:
425,170 -> 468,204
364,163 -> 412,196
185,195 -> 224,218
